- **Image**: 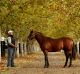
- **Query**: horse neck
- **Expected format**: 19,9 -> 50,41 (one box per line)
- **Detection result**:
35,34 -> 44,45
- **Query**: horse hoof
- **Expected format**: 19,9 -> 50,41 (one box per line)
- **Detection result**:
68,65 -> 71,67
63,66 -> 65,68
44,66 -> 49,68
63,65 -> 66,68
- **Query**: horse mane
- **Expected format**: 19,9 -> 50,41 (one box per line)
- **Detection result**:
35,31 -> 45,37
35,31 -> 53,40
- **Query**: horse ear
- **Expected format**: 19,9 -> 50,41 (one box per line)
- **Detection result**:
30,29 -> 36,33
30,29 -> 33,32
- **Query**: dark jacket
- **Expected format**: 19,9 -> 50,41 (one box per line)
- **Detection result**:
8,35 -> 15,48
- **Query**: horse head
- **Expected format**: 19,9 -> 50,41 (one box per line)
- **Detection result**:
28,30 -> 37,40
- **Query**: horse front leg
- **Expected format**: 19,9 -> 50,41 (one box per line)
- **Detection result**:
44,51 -> 49,68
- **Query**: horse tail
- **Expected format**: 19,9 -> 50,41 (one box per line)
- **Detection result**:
72,41 -> 76,60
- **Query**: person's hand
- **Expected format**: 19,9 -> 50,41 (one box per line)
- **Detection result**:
14,45 -> 17,48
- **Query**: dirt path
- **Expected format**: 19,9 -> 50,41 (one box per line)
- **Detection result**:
1,52 -> 80,74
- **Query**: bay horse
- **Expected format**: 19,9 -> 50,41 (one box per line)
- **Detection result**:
28,30 -> 76,68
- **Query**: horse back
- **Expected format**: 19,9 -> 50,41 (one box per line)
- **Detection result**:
41,37 -> 73,52
41,37 -> 63,52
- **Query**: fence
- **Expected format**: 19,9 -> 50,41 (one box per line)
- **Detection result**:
16,41 -> 27,57
0,38 -> 41,63
1,39 -> 80,63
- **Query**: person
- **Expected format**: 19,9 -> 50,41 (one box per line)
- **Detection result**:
7,30 -> 16,67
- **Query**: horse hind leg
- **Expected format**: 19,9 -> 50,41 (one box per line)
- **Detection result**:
68,53 -> 72,67
64,54 -> 69,68
64,51 -> 72,67
64,51 -> 69,68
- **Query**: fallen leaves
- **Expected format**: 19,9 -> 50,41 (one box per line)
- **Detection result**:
0,54 -> 38,72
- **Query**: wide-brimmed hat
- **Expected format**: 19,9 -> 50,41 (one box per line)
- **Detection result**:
8,30 -> 13,34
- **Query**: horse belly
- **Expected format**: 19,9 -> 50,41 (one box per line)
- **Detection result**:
52,47 -> 62,52
47,46 -> 62,52
51,42 -> 63,52
42,40 -> 63,52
